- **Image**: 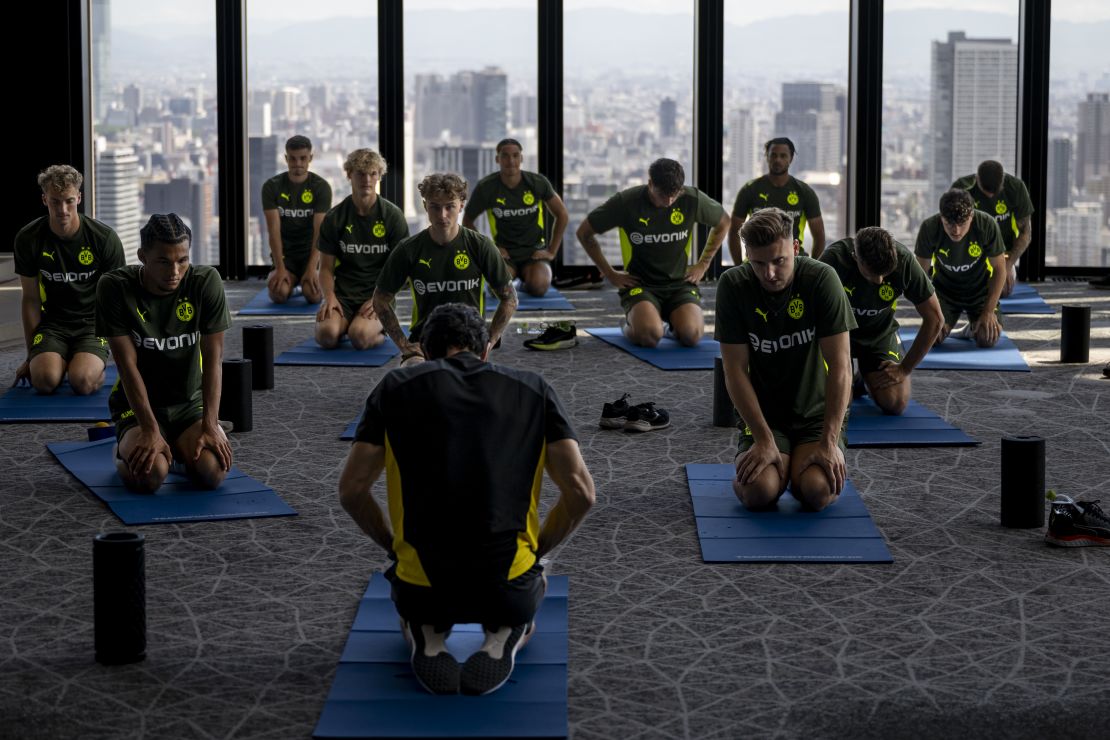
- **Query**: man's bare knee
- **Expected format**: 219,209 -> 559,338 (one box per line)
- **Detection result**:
793,470 -> 836,511
192,454 -> 227,490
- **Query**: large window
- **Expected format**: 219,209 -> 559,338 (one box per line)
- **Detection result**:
881,1 -> 1019,247
723,3 -> 849,263
246,1 -> 377,267
562,0 -> 694,267
404,1 -> 536,235
1046,1 -> 1110,268
90,0 -> 219,265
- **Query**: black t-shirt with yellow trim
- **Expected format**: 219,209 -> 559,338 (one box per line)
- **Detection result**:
260,171 -> 333,260
731,175 -> 822,253
463,170 -> 556,253
914,211 -> 1004,304
951,173 -> 1033,252
355,352 -> 577,587
317,194 -> 409,309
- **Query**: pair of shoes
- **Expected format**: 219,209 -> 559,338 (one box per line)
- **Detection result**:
1088,275 -> 1110,289
599,394 -> 671,432
949,321 -> 973,339
404,622 -> 459,694
459,622 -> 534,695
523,321 -> 578,351
1046,497 -> 1110,547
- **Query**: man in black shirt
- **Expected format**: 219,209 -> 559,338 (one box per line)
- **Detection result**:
339,304 -> 595,696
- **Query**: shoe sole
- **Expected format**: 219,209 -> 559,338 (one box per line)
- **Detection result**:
524,338 -> 578,351
1045,533 -> 1110,547
624,419 -> 670,433
599,417 -> 626,429
460,623 -> 533,696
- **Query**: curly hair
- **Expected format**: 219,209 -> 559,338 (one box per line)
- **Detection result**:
37,164 -> 83,194
421,303 -> 489,359
939,189 -> 974,225
418,173 -> 468,202
344,148 -> 388,177
855,227 -> 897,276
740,207 -> 794,249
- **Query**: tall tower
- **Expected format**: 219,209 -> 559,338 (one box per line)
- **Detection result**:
774,82 -> 841,174
929,31 -> 1018,206
726,109 -> 757,194
659,97 -> 677,139
1076,92 -> 1110,191
96,148 -> 141,264
91,0 -> 111,122
1048,137 -> 1073,209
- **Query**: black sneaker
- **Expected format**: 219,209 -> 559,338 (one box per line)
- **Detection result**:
1046,499 -> 1110,547
523,321 -> 578,351
404,622 -> 459,694
599,393 -> 632,429
1089,275 -> 1110,289
623,402 -> 670,433
459,622 -> 532,696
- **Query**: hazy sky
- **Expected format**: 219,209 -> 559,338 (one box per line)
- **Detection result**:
110,0 -> 1109,29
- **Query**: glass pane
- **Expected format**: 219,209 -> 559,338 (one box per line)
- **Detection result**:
405,1 -> 537,236
1048,1 -> 1110,268
91,0 -> 219,265
881,2 -> 1019,248
562,1 -> 694,266
723,3 -> 850,264
246,2 -> 377,267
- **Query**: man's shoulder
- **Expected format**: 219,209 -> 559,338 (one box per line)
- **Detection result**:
522,170 -> 554,191
14,216 -> 49,246
81,215 -> 120,243
1004,173 -> 1031,196
790,176 -> 816,193
306,172 -> 331,190
460,227 -> 496,250
472,172 -> 501,192
795,256 -> 841,291
917,213 -> 942,235
972,209 -> 1001,233
99,265 -> 138,290
819,238 -> 854,267
736,177 -> 764,196
188,264 -> 222,286
719,263 -> 758,292
378,196 -> 405,220
951,174 -> 977,191
262,172 -> 285,189
323,195 -> 353,221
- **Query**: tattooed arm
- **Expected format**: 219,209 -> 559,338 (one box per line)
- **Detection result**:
372,288 -> 421,357
487,281 -> 518,349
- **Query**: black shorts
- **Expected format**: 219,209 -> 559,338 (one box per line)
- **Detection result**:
386,562 -> 545,632
114,398 -> 203,447
28,322 -> 110,362
738,417 -> 847,456
502,245 -> 546,275
937,292 -> 1001,328
851,330 -> 904,374
619,283 -> 702,323
280,251 -> 312,279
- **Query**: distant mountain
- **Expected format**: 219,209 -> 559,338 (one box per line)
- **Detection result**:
108,8 -> 1107,84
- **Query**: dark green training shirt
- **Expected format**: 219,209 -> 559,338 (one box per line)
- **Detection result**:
355,352 -> 577,587
819,237 -> 933,340
731,175 -> 822,253
914,211 -> 1004,304
463,170 -> 556,252
715,257 -> 856,427
260,171 -> 333,260
14,215 -> 125,329
317,195 -> 409,309
96,265 -> 231,413
376,227 -> 513,336
586,185 -> 726,288
951,173 -> 1034,252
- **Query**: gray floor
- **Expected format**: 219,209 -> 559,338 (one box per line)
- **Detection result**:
1,278 -> 1108,740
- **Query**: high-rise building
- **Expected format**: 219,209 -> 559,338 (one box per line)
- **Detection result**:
122,84 -> 142,114
414,68 -> 507,145
96,148 -> 142,264
1048,202 -> 1102,266
726,109 -> 757,194
433,144 -> 497,192
91,0 -> 110,122
511,94 -> 538,128
249,102 -> 272,138
1048,137 -> 1073,210
659,97 -> 677,138
774,82 -> 841,174
1076,92 -> 1110,191
274,87 -> 300,121
249,135 -> 281,265
929,31 -> 1018,205
471,68 -> 508,144
143,177 -> 211,264
308,84 -> 332,113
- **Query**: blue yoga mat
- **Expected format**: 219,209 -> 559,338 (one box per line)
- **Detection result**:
314,574 -> 569,739
275,337 -> 399,367
486,285 -> 574,311
47,438 -> 297,525
340,415 -> 361,441
846,397 -> 978,447
685,464 -> 893,563
0,366 -> 117,423
899,327 -> 1030,372
586,327 -> 719,370
238,287 -> 320,316
999,283 -> 1053,315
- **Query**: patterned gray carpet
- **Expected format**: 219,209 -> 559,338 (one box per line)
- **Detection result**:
1,279 -> 1108,739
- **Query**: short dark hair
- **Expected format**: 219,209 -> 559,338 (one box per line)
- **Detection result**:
648,158 -> 685,196
741,207 -> 793,249
286,135 -> 312,152
764,137 -> 796,158
140,213 -> 191,251
418,173 -> 468,202
939,189 -> 975,224
496,138 -> 523,154
976,160 -> 1005,194
854,227 -> 897,276
420,303 -> 489,359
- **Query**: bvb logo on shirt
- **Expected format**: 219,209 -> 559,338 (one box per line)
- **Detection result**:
788,297 -> 805,319
629,287 -> 643,296
373,222 -> 386,238
33,333 -> 43,346
454,252 -> 470,270
78,248 -> 94,266
301,190 -> 314,204
522,191 -> 535,206
670,209 -> 685,225
879,284 -> 895,302
968,242 -> 982,258
787,192 -> 800,206
995,201 -> 1008,215
176,300 -> 195,322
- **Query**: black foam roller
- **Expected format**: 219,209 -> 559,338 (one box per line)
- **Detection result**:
1060,305 -> 1090,364
242,325 -> 274,390
220,358 -> 253,433
1000,436 -> 1045,528
713,357 -> 738,428
94,532 -> 146,665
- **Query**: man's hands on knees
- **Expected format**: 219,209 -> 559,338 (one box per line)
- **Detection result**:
194,422 -> 232,471
300,266 -> 321,298
606,270 -> 640,290
799,441 -> 846,497
531,249 -> 556,262
13,359 -> 30,386
357,300 -> 378,321
872,359 -> 908,390
735,440 -> 784,486
268,266 -> 291,294
1003,262 -> 1017,297
128,427 -> 172,477
974,312 -> 1002,347
316,295 -> 343,322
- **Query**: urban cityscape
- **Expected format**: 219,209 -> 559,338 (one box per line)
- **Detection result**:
86,1 -> 1110,270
